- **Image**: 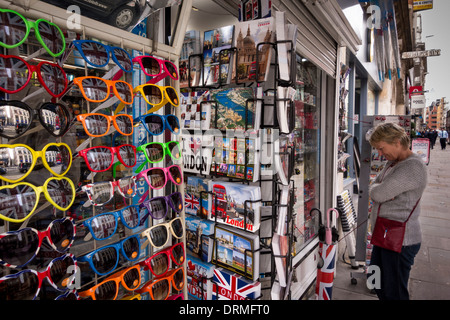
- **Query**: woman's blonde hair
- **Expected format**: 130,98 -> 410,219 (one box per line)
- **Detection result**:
369,122 -> 410,148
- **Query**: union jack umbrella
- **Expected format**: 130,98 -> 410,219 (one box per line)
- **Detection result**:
315,208 -> 339,300
212,268 -> 261,300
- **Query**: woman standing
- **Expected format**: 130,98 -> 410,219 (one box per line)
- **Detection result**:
368,122 -> 428,300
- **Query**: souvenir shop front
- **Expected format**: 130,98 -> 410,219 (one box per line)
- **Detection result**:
0,0 -> 359,301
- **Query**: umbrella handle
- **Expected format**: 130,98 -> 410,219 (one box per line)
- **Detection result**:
325,208 -> 340,244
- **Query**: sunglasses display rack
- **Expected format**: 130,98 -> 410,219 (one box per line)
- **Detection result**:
179,21 -> 305,299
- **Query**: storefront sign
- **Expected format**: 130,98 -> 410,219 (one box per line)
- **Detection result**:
402,49 -> 441,59
413,0 -> 433,12
412,138 -> 430,165
411,94 -> 426,109
409,85 -> 423,98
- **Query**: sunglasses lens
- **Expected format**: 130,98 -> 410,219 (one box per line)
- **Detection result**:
79,41 -> 108,67
172,244 -> 185,265
0,229 -> 38,267
87,182 -> 113,205
118,176 -> 136,199
46,178 -> 74,209
171,218 -> 184,238
81,78 -> 108,102
169,166 -> 183,185
40,103 -> 69,136
86,147 -> 112,171
96,280 -> 118,300
0,271 -> 39,300
39,63 -> 66,96
168,142 -> 181,160
169,192 -> 183,212
83,114 -> 109,136
115,115 -> 133,135
144,115 -> 164,135
166,87 -> 179,106
0,103 -> 31,138
173,268 -> 185,290
0,145 -> 32,180
89,214 -> 116,240
0,56 -> 28,92
50,219 -> 74,252
149,225 -> 168,248
152,279 -> 170,300
50,255 -> 76,290
0,184 -> 37,221
165,61 -> 178,79
150,253 -> 169,276
145,143 -> 164,163
146,168 -> 166,189
122,236 -> 140,261
123,267 -> 141,290
0,11 -> 27,46
113,47 -> 132,72
92,247 -> 118,274
115,81 -> 133,104
141,57 -> 160,75
36,20 -> 64,55
45,144 -> 71,175
167,115 -> 180,134
119,145 -> 136,167
121,206 -> 140,228
142,85 -> 162,105
146,197 -> 167,220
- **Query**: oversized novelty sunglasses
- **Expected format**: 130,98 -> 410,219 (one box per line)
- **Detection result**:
0,54 -> 68,98
0,143 -> 72,183
72,40 -> 132,72
0,100 -> 71,139
0,177 -> 76,223
135,164 -> 183,190
82,204 -> 141,241
81,176 -> 136,207
136,140 -> 181,167
139,192 -> 183,221
134,113 -> 180,137
114,55 -> 178,83
135,266 -> 185,300
76,144 -> 136,173
0,254 -> 77,300
0,217 -> 76,268
76,113 -> 134,137
114,83 -> 179,115
73,76 -> 133,105
78,264 -> 141,300
139,242 -> 185,277
77,234 -> 141,276
0,9 -> 66,57
141,217 -> 184,249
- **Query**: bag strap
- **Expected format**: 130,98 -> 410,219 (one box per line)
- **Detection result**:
405,197 -> 421,223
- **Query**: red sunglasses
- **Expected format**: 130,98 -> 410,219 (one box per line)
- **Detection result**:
76,144 -> 137,172
0,54 -> 68,98
139,242 -> 185,277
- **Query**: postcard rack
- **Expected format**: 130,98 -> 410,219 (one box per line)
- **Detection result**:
183,37 -> 298,300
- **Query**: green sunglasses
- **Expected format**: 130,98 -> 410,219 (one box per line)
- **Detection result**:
0,8 -> 66,57
135,141 -> 181,173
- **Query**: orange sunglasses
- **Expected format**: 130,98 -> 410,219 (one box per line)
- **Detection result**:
135,266 -> 184,300
73,76 -> 133,105
76,113 -> 134,137
78,265 -> 141,300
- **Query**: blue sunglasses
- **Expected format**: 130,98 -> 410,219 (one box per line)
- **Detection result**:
72,39 -> 132,72
134,113 -> 180,136
82,205 -> 142,241
77,235 -> 141,276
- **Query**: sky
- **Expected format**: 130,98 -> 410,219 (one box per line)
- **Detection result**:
420,0 -> 450,108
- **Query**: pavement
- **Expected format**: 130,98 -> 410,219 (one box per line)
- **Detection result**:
332,145 -> 450,300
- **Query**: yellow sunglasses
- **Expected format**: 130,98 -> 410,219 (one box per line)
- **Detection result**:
0,143 -> 72,183
0,176 -> 76,223
114,83 -> 179,115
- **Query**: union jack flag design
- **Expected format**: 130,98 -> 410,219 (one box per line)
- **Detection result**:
315,242 -> 337,300
184,192 -> 200,215
212,268 -> 261,300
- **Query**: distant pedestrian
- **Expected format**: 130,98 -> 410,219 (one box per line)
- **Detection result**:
368,122 -> 427,300
438,127 -> 448,150
430,130 -> 438,149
